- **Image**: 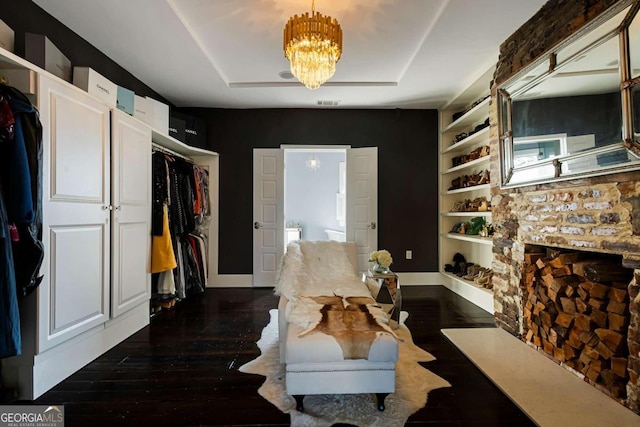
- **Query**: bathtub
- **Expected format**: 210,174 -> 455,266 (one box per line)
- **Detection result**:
324,229 -> 346,242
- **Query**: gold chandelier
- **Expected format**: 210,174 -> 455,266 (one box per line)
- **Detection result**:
283,0 -> 342,90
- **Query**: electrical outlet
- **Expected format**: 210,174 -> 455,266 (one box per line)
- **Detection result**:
406,250 -> 412,260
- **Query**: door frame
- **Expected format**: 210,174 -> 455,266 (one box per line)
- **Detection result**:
252,145 -> 378,286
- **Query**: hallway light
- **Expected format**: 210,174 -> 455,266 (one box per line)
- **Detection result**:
306,153 -> 321,171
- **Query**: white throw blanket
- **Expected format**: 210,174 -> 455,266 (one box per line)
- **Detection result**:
275,241 -> 395,338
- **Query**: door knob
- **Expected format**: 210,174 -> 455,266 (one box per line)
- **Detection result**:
368,221 -> 377,230
254,221 -> 263,229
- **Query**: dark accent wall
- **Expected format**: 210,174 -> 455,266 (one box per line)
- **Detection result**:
0,0 -> 170,104
182,107 -> 440,274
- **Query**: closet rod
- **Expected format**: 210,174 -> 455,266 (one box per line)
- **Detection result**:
151,142 -> 193,162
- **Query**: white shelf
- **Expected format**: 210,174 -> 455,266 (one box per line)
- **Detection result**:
440,272 -> 494,313
442,155 -> 489,175
442,97 -> 490,133
444,183 -> 490,195
0,45 -> 40,71
152,129 -> 218,157
442,233 -> 493,245
442,127 -> 490,154
442,272 -> 493,295
441,211 -> 492,217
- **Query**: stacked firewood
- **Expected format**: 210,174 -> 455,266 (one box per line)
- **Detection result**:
523,250 -> 632,398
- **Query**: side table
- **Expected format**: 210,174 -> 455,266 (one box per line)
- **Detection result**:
362,270 -> 402,328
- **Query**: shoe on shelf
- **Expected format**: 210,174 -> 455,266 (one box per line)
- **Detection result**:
475,268 -> 493,287
463,264 -> 481,280
477,169 -> 490,185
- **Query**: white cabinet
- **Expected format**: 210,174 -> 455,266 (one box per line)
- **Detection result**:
111,109 -> 152,318
0,43 -> 217,399
1,49 -> 152,399
38,74 -> 111,351
439,66 -> 495,313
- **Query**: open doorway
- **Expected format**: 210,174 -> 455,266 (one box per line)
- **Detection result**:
284,148 -> 346,248
253,146 -> 377,286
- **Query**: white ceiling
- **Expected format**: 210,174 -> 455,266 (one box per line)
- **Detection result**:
33,0 -> 548,109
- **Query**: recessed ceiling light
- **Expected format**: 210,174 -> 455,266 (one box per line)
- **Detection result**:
279,71 -> 295,79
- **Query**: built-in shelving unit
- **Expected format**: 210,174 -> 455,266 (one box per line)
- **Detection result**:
439,65 -> 495,314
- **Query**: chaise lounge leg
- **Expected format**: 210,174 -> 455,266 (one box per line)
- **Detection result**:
376,393 -> 389,411
293,395 -> 305,412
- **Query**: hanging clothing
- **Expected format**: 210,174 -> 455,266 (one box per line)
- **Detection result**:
0,84 -> 44,298
0,84 -> 43,357
151,149 -> 210,304
152,152 -> 169,236
157,270 -> 176,296
174,238 -> 186,299
0,181 -> 21,358
151,204 -> 177,274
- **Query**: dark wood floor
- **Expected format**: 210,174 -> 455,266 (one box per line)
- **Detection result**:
33,286 -> 534,426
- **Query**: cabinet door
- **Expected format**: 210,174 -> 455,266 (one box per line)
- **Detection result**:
38,75 -> 111,352
111,109 -> 151,317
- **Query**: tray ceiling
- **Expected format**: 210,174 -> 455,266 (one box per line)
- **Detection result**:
33,0 -> 547,108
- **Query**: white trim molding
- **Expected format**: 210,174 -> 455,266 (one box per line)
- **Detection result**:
209,274 -> 253,288
396,272 -> 443,285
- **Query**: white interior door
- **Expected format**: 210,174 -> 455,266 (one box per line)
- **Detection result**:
253,149 -> 284,287
111,109 -> 151,318
38,75 -> 111,352
346,147 -> 378,272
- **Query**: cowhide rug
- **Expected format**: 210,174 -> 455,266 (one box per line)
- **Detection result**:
239,309 -> 451,427
298,295 -> 396,359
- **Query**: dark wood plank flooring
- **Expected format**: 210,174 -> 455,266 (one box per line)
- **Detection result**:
33,286 -> 534,426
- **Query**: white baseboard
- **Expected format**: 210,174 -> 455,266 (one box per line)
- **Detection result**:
209,274 -> 253,288
396,272 -> 443,285
209,272 -> 445,288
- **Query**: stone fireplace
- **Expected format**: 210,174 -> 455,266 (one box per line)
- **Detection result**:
488,0 -> 640,414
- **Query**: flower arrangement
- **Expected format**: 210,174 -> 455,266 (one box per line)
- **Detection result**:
369,249 -> 393,273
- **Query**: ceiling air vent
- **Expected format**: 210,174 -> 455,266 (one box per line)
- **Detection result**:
317,100 -> 340,106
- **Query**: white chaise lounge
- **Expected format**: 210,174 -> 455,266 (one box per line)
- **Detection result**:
276,241 -> 398,412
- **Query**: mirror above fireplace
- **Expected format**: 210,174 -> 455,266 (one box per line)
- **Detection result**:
498,2 -> 640,187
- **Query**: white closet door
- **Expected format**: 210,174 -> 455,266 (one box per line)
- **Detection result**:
111,109 -> 151,318
38,75 -> 110,352
346,147 -> 378,272
252,149 -> 284,287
